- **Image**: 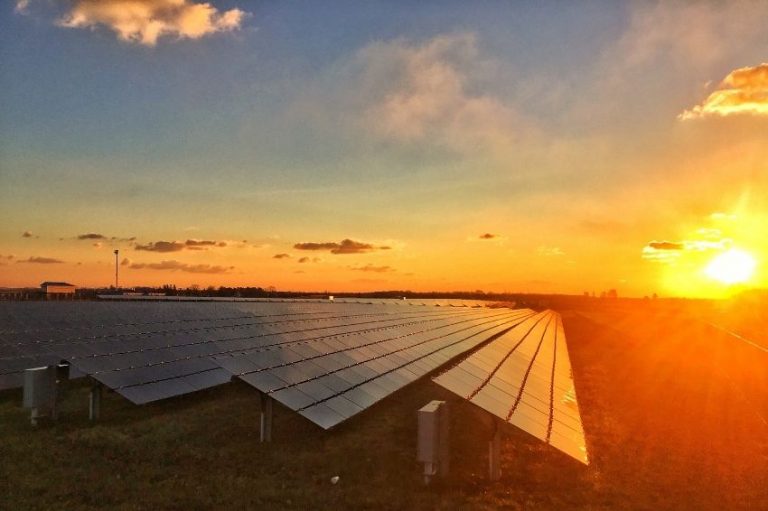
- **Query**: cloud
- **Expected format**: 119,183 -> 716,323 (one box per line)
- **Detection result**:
34,0 -> 248,47
537,246 -> 565,257
128,260 -> 233,274
679,63 -> 768,120
17,256 -> 64,264
479,233 -> 497,240
135,241 -> 185,252
120,258 -> 131,266
293,238 -> 391,255
293,242 -> 339,251
15,0 -> 29,14
642,237 -> 731,263
77,233 -> 106,240
648,241 -> 684,251
293,33 -> 532,159
350,264 -> 395,273
185,239 -> 227,250
359,34 -> 529,155
273,253 -> 291,259
22,231 -> 33,238
93,242 -> 103,248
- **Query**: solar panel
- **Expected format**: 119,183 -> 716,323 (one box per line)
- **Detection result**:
217,308 -> 537,429
3,300 -> 537,434
432,310 -> 588,464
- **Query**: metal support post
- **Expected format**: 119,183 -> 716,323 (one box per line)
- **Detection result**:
260,392 -> 273,442
488,418 -> 502,481
89,383 -> 102,420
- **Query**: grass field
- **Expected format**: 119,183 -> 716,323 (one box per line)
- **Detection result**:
2,306 -> 766,510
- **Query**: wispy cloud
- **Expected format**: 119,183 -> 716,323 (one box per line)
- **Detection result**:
135,241 -> 186,252
273,253 -> 291,259
17,256 -> 64,264
350,264 -> 395,273
479,233 -> 497,240
358,33 -> 528,155
21,231 -> 33,238
128,260 -> 233,274
293,33 -> 532,159
294,238 -> 391,255
537,246 -> 565,257
680,63 -> 768,119
23,0 -> 248,47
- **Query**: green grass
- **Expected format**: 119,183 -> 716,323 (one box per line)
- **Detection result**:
2,308 -> 766,510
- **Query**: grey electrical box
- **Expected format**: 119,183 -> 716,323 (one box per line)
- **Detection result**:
417,400 -> 449,483
23,366 -> 58,413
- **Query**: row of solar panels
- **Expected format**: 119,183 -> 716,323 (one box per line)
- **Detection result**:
0,302 -> 524,403
1,301 -> 586,463
433,310 -> 588,464
98,295 -> 492,308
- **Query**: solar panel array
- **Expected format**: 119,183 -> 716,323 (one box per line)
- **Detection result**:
433,310 -> 588,464
1,300 -> 532,430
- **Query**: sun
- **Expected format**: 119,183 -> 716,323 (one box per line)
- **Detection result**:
704,249 -> 756,285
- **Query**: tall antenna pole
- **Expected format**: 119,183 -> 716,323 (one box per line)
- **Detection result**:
114,249 -> 119,288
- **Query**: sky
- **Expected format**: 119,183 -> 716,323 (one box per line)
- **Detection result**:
1,1 -> 767,298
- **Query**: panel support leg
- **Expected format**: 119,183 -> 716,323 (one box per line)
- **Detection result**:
489,419 -> 502,482
260,392 -> 273,442
89,383 -> 102,421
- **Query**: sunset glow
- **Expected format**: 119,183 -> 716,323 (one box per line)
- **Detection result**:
2,2 -> 768,298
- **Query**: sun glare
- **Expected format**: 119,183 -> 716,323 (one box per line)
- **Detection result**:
704,249 -> 756,285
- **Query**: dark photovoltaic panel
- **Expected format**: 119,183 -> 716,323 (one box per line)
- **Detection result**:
1,301 -> 528,423
433,310 -> 588,464
215,308 -> 537,428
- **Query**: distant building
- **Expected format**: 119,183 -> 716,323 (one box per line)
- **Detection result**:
40,281 -> 76,299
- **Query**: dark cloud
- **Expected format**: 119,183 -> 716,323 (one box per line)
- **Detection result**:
22,231 -> 33,238
298,257 -> 310,263
273,253 -> 291,259
293,242 -> 340,251
351,264 -> 395,273
17,256 -> 64,264
648,241 -> 684,251
185,239 -> 217,247
77,233 -> 106,240
294,238 -> 391,255
128,260 -> 234,274
479,233 -> 497,239
135,241 -> 186,252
